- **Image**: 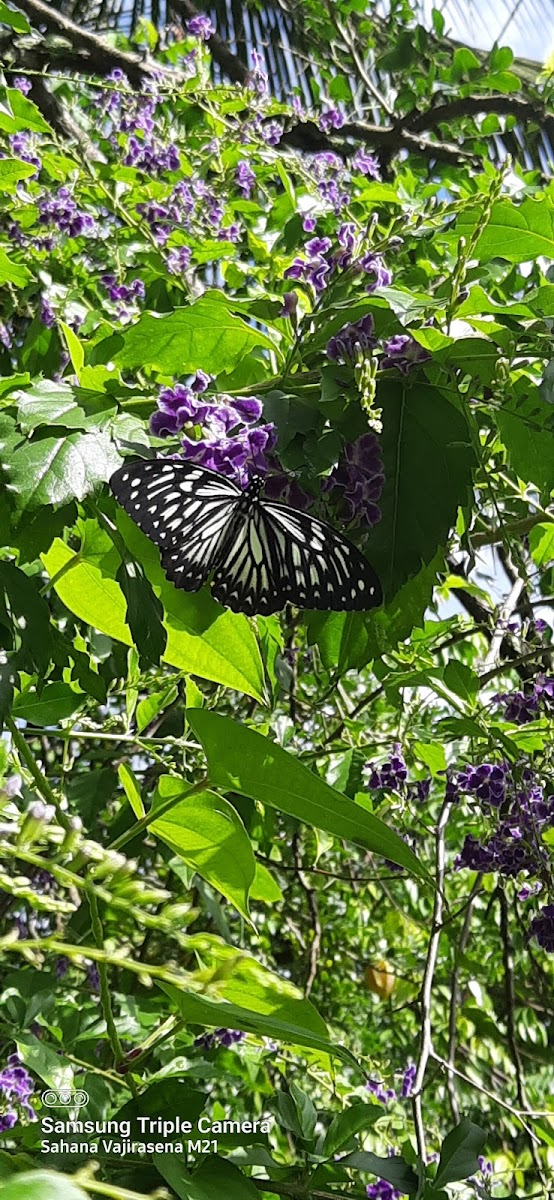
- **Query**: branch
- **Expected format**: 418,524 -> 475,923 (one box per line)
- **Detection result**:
10,0 -> 163,85
169,0 -> 248,85
411,796 -> 452,1162
292,833 -> 322,997
480,576 -> 526,673
446,879 -> 481,1123
405,93 -> 551,135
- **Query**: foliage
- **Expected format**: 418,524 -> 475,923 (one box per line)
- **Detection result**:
0,2 -> 553,1200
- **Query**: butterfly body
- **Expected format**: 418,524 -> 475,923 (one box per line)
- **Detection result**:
110,459 -> 382,616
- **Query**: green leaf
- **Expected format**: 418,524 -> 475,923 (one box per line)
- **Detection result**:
4,88 -> 53,133
136,681 -> 178,732
451,46 -> 481,77
413,741 -> 446,776
150,778 -> 256,918
15,382 -> 86,434
157,1155 -> 260,1200
529,522 -> 554,567
116,560 -> 167,668
0,658 -> 16,729
368,384 -> 475,597
0,1173 -> 88,1200
42,530 -> 265,701
434,1118 -> 487,1188
5,431 -> 121,512
0,158 -> 36,189
59,321 -> 84,378
250,861 -> 283,903
0,562 -> 54,673
455,196 -> 554,263
0,248 -> 31,287
114,291 -> 279,377
118,513 -> 265,701
118,762 -> 145,818
340,1151 -> 418,1193
322,1102 -> 380,1157
13,681 -> 84,726
443,660 -> 478,704
496,389 -> 554,493
0,2 -> 31,31
290,1081 -> 317,1140
16,1032 -> 73,1090
187,710 -> 429,882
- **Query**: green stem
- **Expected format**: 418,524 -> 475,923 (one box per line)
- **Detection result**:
39,551 -> 82,596
86,884 -> 138,1095
7,718 -> 72,833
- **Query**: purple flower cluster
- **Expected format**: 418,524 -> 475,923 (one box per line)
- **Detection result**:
194,1028 -> 245,1050
285,226 -> 391,297
124,136 -> 180,174
38,188 -> 96,239
400,1061 -> 416,1098
455,765 -> 554,880
494,675 -> 554,725
0,1053 -> 37,1132
327,314 -> 376,362
529,904 -> 554,952
40,295 -> 55,328
186,14 -> 214,39
150,376 -> 276,488
324,433 -> 384,529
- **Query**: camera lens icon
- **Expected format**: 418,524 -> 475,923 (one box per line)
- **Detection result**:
42,1089 -> 89,1107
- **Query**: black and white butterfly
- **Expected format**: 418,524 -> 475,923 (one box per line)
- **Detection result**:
110,459 -> 382,616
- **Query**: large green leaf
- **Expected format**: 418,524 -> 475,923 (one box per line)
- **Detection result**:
187,710 -> 429,881
150,777 -> 256,918
495,386 -> 554,493
368,383 -> 475,596
0,248 -> 31,287
455,196 -> 554,263
434,1119 -> 487,1188
156,1156 -> 259,1200
118,513 -> 265,701
0,1174 -> 88,1200
42,523 -> 265,701
113,291 -> 278,376
5,431 -> 121,512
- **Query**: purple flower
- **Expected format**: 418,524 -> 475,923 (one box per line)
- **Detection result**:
302,215 -> 317,233
305,236 -> 332,256
327,313 -> 376,362
381,334 -> 430,373
529,904 -> 554,952
360,253 -> 392,292
236,160 -> 256,198
367,1182 -> 401,1199
194,1028 -> 245,1049
191,370 -> 212,394
245,49 -> 269,96
166,245 -> 192,275
186,14 -> 214,39
56,956 -> 70,979
352,148 -> 381,178
319,106 -> 345,133
124,136 -> 180,174
324,432 -> 384,529
275,293 -> 297,322
0,1053 -> 37,1127
364,743 -> 408,793
9,131 -> 41,174
401,1061 -> 416,1098
456,762 -> 508,807
218,224 -> 242,242
262,121 -> 282,146
13,76 -> 32,96
264,473 -> 313,510
366,1078 -> 396,1104
86,961 -> 100,991
40,296 -> 55,328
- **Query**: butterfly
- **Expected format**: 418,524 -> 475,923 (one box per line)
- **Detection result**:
110,459 -> 382,616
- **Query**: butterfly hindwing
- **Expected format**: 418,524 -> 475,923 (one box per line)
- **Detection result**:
110,460 -> 240,592
211,500 -> 382,615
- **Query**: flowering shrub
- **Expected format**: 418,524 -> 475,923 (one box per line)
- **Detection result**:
0,3 -> 553,1199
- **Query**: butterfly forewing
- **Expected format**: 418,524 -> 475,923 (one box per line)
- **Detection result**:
110,460 -> 240,592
